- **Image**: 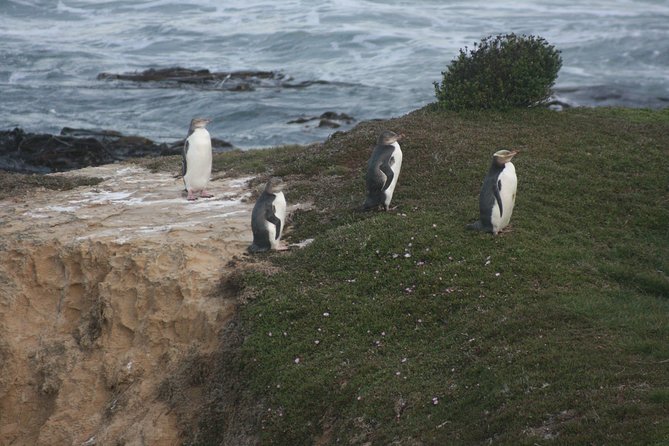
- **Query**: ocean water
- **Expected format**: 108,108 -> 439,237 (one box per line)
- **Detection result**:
1,0 -> 668,149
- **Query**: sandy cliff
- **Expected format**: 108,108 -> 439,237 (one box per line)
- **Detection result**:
0,164 -> 253,445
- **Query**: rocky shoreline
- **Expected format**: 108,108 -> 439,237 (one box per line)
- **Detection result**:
1,66 -> 360,174
0,127 -> 233,174
97,67 -> 353,92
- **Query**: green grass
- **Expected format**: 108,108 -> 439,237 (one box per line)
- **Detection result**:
165,106 -> 669,445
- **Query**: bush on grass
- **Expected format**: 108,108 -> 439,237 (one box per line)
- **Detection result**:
434,33 -> 562,110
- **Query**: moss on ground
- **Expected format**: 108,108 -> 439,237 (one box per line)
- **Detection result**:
0,171 -> 102,200
166,107 -> 669,445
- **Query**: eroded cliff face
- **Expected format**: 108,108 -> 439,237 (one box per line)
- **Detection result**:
0,164 -> 253,445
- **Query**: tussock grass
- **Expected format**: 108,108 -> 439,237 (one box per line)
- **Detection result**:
187,106 -> 668,445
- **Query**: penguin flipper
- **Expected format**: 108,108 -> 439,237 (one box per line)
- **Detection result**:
181,139 -> 190,190
380,157 -> 395,191
493,181 -> 504,218
365,165 -> 387,209
266,204 -> 282,240
182,139 -> 190,172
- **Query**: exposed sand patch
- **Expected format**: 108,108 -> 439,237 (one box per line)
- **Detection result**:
0,163 -> 254,445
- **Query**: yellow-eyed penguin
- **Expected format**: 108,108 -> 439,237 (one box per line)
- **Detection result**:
182,118 -> 213,201
467,149 -> 518,235
363,130 -> 404,211
248,177 -> 287,253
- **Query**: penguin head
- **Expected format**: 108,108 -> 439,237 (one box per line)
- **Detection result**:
189,118 -> 211,130
264,177 -> 285,194
493,149 -> 518,166
377,130 -> 403,146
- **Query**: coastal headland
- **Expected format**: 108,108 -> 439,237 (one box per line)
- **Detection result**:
0,105 -> 668,445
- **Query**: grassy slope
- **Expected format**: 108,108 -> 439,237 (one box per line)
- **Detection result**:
149,107 -> 669,445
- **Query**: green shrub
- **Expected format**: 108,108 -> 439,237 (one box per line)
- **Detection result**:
434,33 -> 562,110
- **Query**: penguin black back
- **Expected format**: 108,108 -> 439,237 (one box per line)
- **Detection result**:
249,178 -> 287,253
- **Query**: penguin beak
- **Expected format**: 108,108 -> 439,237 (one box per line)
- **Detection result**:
396,133 -> 405,141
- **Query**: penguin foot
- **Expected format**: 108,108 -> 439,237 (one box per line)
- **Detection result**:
361,203 -> 392,212
186,191 -> 198,201
247,244 -> 270,254
200,190 -> 214,198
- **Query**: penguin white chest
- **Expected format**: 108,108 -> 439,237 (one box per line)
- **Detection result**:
491,162 -> 517,233
383,142 -> 403,206
184,129 -> 212,191
268,191 -> 286,248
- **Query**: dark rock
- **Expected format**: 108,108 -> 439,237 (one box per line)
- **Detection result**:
319,111 -> 354,123
97,67 -> 284,92
288,111 -> 355,127
211,138 -> 234,151
97,67 -> 347,92
0,127 -> 234,174
60,127 -> 124,139
318,119 -> 341,129
287,117 -> 312,124
552,85 -> 669,109
97,67 -> 279,83
0,131 -> 115,173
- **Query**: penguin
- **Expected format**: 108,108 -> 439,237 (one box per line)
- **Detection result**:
182,118 -> 213,201
363,130 -> 404,211
467,149 -> 518,235
248,177 -> 287,253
